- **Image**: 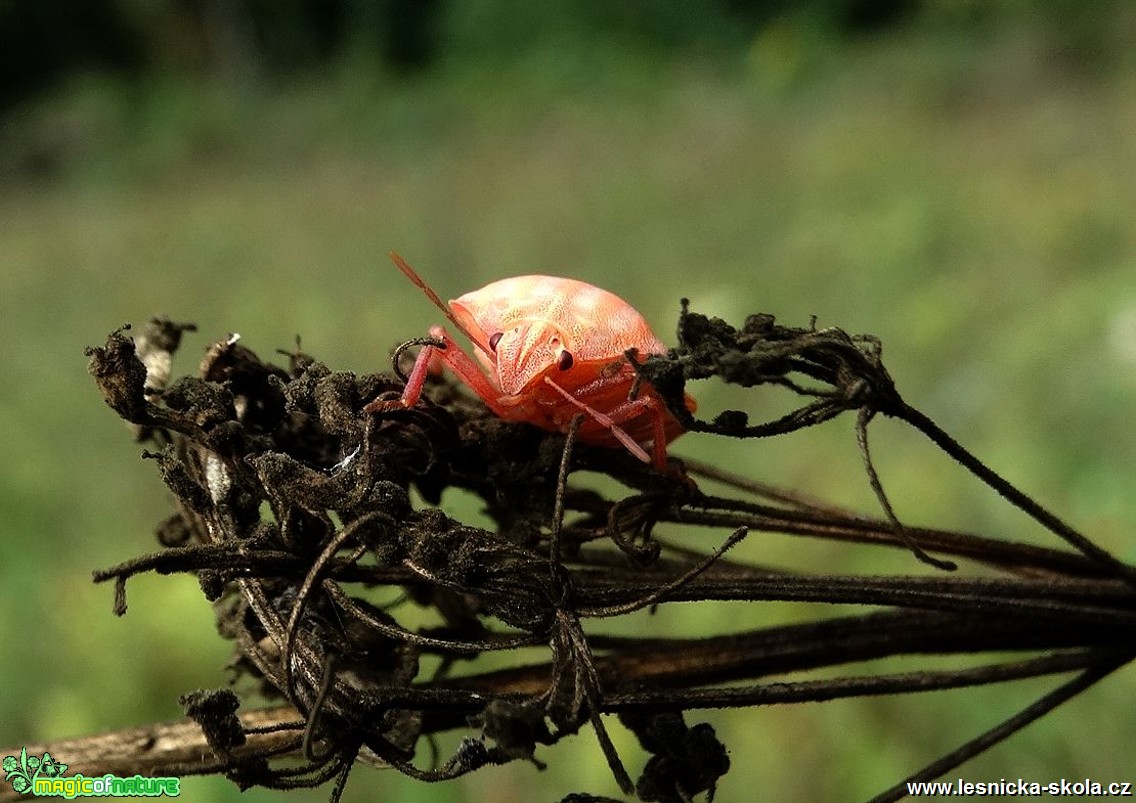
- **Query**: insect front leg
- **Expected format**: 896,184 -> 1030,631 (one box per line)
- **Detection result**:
366,326 -> 506,415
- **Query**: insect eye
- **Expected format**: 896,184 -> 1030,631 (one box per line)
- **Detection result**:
489,332 -> 504,351
557,350 -> 574,371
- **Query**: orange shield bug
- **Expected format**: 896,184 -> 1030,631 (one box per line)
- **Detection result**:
368,252 -> 696,470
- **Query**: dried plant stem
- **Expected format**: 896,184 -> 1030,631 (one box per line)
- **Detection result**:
0,707 -> 302,803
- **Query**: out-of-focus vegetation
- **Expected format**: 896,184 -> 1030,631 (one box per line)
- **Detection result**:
2,1 -> 1135,801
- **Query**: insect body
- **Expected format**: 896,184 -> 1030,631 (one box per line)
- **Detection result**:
372,252 -> 695,470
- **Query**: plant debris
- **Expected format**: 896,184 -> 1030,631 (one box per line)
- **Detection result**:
82,311 -> 1136,802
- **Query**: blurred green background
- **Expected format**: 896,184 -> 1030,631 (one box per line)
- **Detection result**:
2,0 -> 1135,800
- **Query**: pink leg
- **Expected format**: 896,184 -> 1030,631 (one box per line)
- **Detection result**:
542,377 -> 660,467
365,326 -> 504,415
643,397 -> 670,470
602,393 -> 672,471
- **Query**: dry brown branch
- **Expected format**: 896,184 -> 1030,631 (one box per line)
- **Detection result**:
0,706 -> 300,803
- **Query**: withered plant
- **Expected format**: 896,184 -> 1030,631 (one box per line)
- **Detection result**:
7,303 -> 1132,803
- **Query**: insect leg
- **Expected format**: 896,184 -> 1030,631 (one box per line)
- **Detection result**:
646,398 -> 669,470
542,377 -> 653,464
409,326 -> 506,412
395,331 -> 442,408
423,327 -> 507,413
601,393 -> 673,471
367,326 -> 505,415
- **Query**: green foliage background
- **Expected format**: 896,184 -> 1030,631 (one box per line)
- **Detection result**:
2,2 -> 1135,800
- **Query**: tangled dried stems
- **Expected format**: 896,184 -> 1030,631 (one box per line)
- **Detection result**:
30,305 -> 1135,803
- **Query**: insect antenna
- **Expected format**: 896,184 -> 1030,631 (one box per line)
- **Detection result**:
388,251 -> 490,354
